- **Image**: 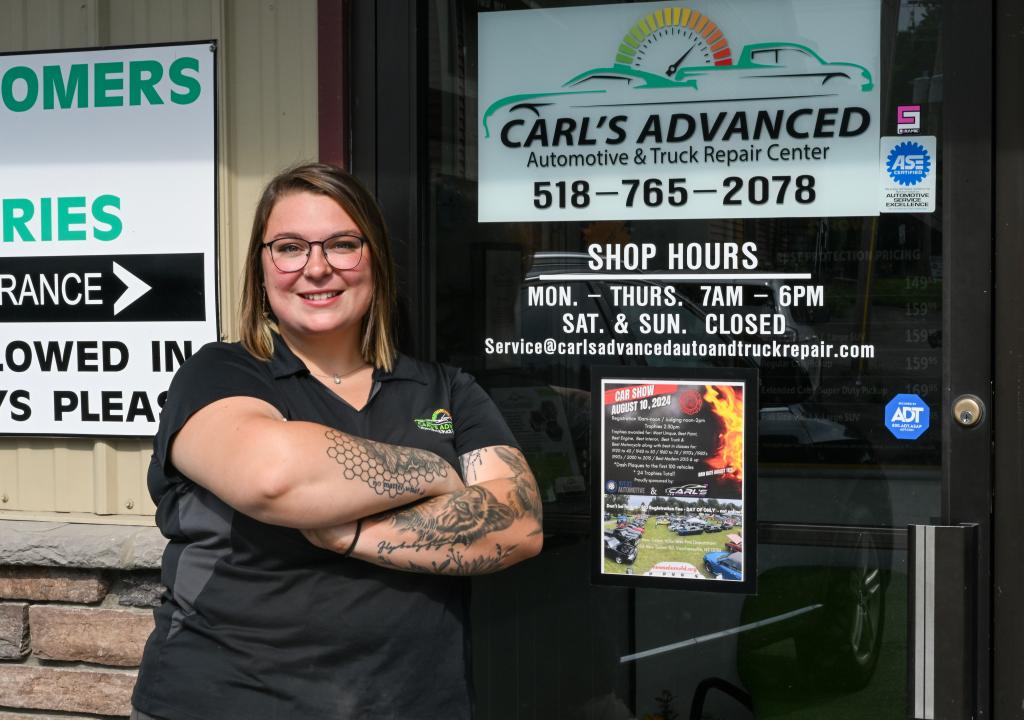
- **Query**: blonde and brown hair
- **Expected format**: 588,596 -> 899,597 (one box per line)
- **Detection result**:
239,163 -> 397,370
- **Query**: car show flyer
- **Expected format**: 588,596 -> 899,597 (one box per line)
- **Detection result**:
478,0 -> 882,221
592,366 -> 756,592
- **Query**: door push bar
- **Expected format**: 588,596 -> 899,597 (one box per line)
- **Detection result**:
908,523 -> 978,720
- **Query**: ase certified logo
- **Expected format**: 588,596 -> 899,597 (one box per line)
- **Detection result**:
667,484 -> 708,497
413,408 -> 454,435
886,141 -> 931,186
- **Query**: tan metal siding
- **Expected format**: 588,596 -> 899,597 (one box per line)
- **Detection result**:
0,0 -> 319,523
0,0 -> 102,49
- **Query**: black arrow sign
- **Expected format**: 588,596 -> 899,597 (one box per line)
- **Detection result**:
0,253 -> 205,322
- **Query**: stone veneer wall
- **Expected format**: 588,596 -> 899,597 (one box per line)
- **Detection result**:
0,521 -> 166,719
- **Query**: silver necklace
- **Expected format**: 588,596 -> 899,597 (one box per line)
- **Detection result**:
309,363 -> 368,385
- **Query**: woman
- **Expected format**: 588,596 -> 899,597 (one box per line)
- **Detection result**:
131,163 -> 543,720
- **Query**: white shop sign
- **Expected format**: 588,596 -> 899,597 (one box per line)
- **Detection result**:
0,42 -> 217,437
479,1 -> 881,221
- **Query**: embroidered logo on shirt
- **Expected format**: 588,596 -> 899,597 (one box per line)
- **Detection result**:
414,408 -> 454,435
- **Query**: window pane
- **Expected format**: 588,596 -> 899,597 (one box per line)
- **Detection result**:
427,1 -> 942,716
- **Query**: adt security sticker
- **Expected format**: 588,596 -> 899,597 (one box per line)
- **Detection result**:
885,394 -> 930,440
879,136 -> 936,213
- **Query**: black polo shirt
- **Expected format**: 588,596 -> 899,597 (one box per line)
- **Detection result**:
132,337 -> 517,720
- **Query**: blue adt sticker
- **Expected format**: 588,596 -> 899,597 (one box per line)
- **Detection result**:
886,141 -> 931,186
885,394 -> 930,439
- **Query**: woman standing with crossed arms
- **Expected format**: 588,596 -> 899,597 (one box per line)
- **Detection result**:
131,163 -> 543,720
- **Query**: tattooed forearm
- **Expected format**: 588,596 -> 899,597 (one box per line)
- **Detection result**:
376,544 -> 519,575
325,430 -> 450,498
459,449 -> 485,484
457,446 -> 543,523
354,446 -> 543,575
389,486 -> 516,547
374,454 -> 538,555
493,446 -> 543,525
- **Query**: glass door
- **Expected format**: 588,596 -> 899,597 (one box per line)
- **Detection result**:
354,0 -> 994,716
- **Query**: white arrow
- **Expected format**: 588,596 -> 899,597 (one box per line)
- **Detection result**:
112,262 -> 152,315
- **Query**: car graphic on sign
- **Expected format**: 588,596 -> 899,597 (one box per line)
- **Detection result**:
568,43 -> 872,92
481,42 -> 873,137
666,484 -> 707,497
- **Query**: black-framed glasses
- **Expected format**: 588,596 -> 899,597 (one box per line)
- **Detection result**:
262,235 -> 365,273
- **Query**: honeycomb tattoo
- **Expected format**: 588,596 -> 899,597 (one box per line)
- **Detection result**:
325,430 -> 449,498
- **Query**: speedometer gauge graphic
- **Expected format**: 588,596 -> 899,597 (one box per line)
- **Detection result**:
614,7 -> 733,76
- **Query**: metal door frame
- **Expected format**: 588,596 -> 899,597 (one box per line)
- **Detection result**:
347,0 -> 432,359
941,0 -> 995,717
993,0 -> 1024,717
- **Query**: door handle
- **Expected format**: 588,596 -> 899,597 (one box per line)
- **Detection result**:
952,394 -> 984,427
908,523 -> 977,720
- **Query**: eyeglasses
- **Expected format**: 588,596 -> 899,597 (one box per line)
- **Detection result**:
262,235 -> 365,273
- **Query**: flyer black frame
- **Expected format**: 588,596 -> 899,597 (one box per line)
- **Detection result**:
590,365 -> 758,594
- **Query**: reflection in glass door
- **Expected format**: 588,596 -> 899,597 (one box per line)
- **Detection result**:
410,1 -> 978,717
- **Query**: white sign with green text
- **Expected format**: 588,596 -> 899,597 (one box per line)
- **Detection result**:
478,1 -> 881,221
0,42 -> 216,436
